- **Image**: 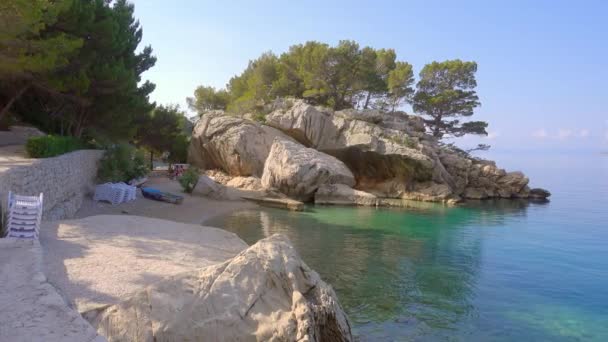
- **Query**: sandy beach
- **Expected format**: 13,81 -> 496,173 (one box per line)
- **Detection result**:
74,174 -> 257,225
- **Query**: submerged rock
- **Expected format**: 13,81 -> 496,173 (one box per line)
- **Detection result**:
261,138 -> 355,201
242,195 -> 306,211
529,187 -> 551,200
314,183 -> 378,206
84,235 -> 353,342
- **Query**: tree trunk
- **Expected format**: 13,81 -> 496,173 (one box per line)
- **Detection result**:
433,116 -> 443,138
363,91 -> 372,109
0,84 -> 30,122
73,112 -> 84,138
149,151 -> 153,170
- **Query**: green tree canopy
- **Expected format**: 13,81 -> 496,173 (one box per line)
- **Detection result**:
412,60 -> 487,139
386,61 -> 415,112
189,40 -> 415,114
186,86 -> 229,115
53,0 -> 157,138
0,0 -> 82,120
135,104 -> 190,165
1,0 -> 156,140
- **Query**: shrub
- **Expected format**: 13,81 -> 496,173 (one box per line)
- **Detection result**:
178,167 -> 200,193
26,135 -> 88,158
98,144 -> 149,183
252,112 -> 266,123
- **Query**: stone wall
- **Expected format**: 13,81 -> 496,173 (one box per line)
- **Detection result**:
0,150 -> 103,221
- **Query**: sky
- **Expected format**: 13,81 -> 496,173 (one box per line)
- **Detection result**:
131,0 -> 607,152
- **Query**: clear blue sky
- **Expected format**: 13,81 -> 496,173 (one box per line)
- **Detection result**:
131,0 -> 607,151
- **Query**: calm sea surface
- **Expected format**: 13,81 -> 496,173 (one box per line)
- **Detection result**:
206,152 -> 608,341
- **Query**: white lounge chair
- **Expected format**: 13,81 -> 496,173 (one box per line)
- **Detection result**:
93,183 -> 136,205
94,183 -> 126,205
116,182 -> 137,202
6,192 -> 43,239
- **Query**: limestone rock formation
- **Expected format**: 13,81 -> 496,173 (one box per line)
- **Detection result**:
85,234 -> 353,342
193,174 -> 266,201
261,138 -> 356,201
226,176 -> 263,191
315,184 -> 378,206
463,161 -> 530,199
188,99 -> 550,204
265,100 -> 435,186
188,111 -> 292,176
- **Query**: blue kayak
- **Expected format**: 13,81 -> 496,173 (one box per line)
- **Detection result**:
141,187 -> 184,204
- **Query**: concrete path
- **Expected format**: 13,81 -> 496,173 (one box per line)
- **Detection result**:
0,239 -> 105,342
0,145 -> 34,173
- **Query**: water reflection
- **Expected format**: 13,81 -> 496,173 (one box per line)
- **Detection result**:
208,200 -> 544,340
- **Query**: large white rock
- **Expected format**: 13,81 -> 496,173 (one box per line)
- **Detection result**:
85,234 -> 353,342
261,138 -> 356,201
265,100 -> 435,186
188,111 -> 292,176
188,100 -> 550,203
266,100 -> 550,202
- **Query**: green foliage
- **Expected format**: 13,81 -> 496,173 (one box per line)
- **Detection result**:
168,134 -> 189,164
413,60 -> 487,139
1,0 -> 156,141
97,144 -> 148,183
0,0 -> 83,122
386,62 -> 415,112
135,104 -> 190,163
0,0 -> 82,78
190,40 -> 415,114
186,86 -> 229,115
178,167 -> 199,194
252,112 -> 267,123
25,135 -> 88,158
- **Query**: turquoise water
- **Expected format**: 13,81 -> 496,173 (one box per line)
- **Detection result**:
206,152 -> 608,341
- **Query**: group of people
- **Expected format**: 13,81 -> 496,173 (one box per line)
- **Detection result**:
169,164 -> 187,179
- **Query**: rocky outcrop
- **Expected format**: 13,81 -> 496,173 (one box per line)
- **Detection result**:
265,100 -> 549,202
462,161 -> 529,199
188,100 -> 550,204
261,139 -> 355,201
188,111 -> 292,176
265,100 -> 435,186
529,188 -> 551,200
85,235 -> 352,342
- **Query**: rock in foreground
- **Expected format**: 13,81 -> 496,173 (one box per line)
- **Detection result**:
85,234 -> 353,342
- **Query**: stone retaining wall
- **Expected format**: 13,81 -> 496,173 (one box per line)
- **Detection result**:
0,150 -> 103,221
